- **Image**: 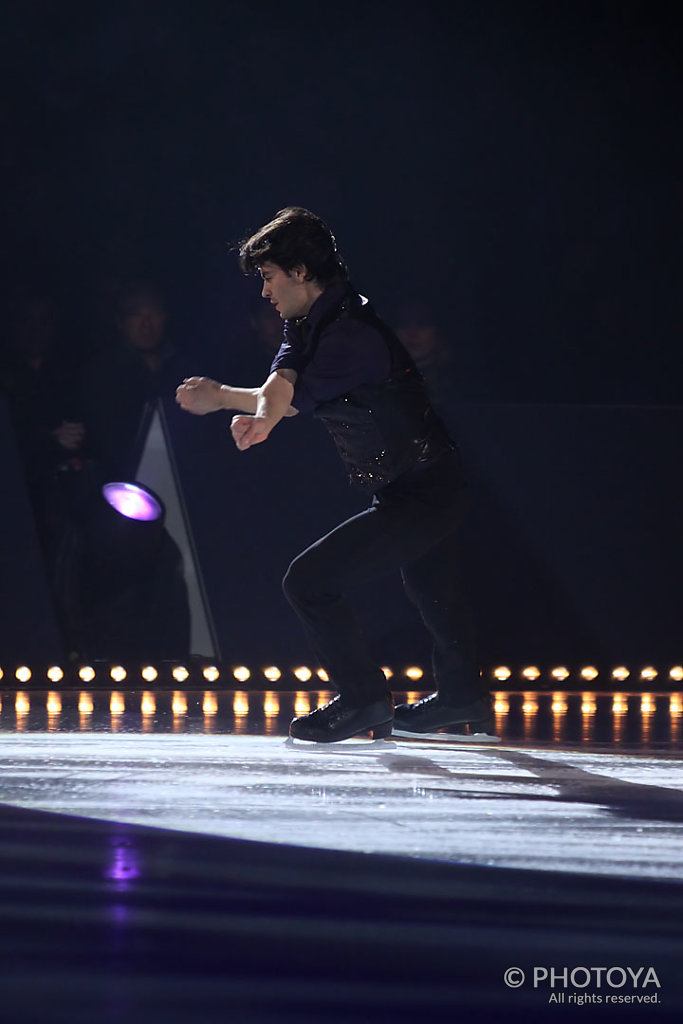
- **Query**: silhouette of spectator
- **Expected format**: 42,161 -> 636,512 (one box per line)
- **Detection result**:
82,283 -> 191,478
394,300 -> 455,407
248,301 -> 284,360
207,295 -> 284,387
1,293 -> 85,498
0,291 -> 88,650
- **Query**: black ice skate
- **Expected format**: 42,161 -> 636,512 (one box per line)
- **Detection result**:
392,693 -> 499,741
289,695 -> 394,743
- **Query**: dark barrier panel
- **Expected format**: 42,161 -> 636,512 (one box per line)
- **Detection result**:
451,404 -> 683,665
0,397 -> 64,662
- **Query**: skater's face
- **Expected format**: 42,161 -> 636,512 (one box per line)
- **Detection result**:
259,262 -> 319,320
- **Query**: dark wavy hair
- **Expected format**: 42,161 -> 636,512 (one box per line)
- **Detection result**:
238,207 -> 348,286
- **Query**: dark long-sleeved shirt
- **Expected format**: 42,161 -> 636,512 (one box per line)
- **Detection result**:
269,284 -> 391,414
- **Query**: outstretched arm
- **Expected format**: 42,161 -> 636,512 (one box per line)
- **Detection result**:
230,369 -> 298,451
176,376 -> 261,415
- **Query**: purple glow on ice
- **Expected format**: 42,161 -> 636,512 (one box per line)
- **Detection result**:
102,482 -> 163,522
105,838 -> 141,888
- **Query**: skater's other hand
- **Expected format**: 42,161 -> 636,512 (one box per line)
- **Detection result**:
231,414 -> 272,450
176,377 -> 224,415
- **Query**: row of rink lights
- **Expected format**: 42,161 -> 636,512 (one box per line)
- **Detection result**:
8,689 -> 287,719
2,664 -> 682,732
4,664 -> 683,686
7,689 -> 682,747
491,690 -> 682,744
491,691 -> 683,717
6,689 -> 367,724
8,688 -> 681,718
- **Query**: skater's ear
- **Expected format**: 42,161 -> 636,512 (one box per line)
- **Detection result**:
290,263 -> 310,282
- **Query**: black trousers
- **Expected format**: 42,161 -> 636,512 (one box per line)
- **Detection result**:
282,451 -> 486,708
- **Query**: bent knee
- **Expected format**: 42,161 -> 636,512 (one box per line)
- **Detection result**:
282,554 -> 313,602
282,551 -> 334,605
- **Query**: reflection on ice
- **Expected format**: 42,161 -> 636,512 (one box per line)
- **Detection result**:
0,689 -> 681,747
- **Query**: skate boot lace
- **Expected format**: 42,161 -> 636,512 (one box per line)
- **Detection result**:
413,693 -> 439,710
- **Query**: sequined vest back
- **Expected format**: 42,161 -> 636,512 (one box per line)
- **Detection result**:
306,289 -> 454,491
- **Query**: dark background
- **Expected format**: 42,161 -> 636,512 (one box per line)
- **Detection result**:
1,0 -> 681,670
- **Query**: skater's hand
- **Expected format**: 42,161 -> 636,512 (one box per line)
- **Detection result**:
231,414 -> 272,450
176,377 -> 224,415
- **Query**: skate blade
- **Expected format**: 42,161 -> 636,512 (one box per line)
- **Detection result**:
392,728 -> 501,744
284,737 -> 397,754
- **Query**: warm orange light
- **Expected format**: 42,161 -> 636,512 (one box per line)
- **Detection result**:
317,691 -> 332,708
172,691 -> 187,715
47,691 -> 62,715
670,666 -> 683,682
233,692 -> 249,716
110,665 -> 126,683
521,666 -> 540,681
79,666 -> 95,682
141,665 -> 158,682
381,667 -> 394,679
640,666 -> 658,681
493,666 -> 511,681
15,692 -> 30,714
78,692 -> 94,715
47,666 -> 64,683
294,666 -> 312,682
264,666 -> 281,682
612,666 -> 630,681
551,667 -> 570,681
15,666 -> 31,683
203,691 -> 218,715
580,666 -> 599,681
612,693 -> 627,713
551,691 -> 568,713
405,667 -> 423,680
294,692 -> 310,716
316,668 -> 329,682
264,691 -> 279,717
172,665 -> 189,682
110,692 -> 125,715
669,695 -> 682,716
203,665 -> 220,682
521,692 -> 538,714
141,691 -> 156,715
581,692 -> 597,714
641,696 -> 655,714
232,666 -> 250,682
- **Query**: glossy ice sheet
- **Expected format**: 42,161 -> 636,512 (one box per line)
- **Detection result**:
2,731 -> 683,881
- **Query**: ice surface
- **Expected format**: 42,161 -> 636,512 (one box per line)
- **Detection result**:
1,732 -> 682,880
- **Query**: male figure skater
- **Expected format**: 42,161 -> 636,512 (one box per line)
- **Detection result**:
176,207 -> 492,742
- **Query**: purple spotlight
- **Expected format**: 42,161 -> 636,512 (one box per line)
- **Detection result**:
102,482 -> 163,522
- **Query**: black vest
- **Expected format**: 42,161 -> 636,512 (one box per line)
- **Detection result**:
304,288 -> 455,491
